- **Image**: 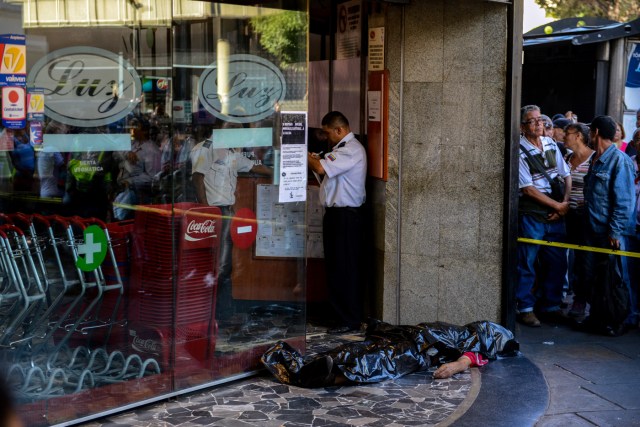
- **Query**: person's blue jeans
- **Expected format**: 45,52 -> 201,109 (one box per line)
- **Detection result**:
624,232 -> 640,325
565,209 -> 589,303
517,214 -> 567,313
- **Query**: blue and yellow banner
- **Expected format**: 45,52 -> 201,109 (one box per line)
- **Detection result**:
0,34 -> 26,87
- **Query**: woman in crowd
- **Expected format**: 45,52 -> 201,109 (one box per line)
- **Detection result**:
562,123 -> 594,317
613,121 -> 627,152
626,127 -> 640,158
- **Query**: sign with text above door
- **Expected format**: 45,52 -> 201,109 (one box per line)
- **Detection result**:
198,54 -> 286,124
27,46 -> 142,127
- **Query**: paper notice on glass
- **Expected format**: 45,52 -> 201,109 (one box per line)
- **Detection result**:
368,91 -> 381,122
256,184 -> 305,258
279,111 -> 308,203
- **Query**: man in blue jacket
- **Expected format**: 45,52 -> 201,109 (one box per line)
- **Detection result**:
583,115 -> 637,331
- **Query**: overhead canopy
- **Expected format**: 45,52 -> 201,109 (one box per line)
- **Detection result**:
524,17 -> 640,48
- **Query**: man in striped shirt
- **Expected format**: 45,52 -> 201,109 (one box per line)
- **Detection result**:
516,105 -> 572,327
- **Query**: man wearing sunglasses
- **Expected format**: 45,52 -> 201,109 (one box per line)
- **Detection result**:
516,105 -> 572,327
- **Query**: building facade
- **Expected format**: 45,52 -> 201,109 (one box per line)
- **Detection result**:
0,0 -> 522,425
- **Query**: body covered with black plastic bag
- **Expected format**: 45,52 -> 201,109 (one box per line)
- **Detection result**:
261,319 -> 519,387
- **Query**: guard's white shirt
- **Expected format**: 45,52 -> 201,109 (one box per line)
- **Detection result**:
191,139 -> 254,206
318,132 -> 367,207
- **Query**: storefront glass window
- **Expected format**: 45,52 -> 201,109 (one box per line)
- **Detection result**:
0,1 -> 307,425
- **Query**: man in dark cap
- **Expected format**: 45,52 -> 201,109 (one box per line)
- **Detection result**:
552,118 -> 572,157
583,115 -> 637,333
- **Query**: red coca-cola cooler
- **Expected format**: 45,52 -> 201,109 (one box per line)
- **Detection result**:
129,203 -> 221,372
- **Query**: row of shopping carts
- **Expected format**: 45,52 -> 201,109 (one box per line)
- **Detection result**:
0,213 -> 160,401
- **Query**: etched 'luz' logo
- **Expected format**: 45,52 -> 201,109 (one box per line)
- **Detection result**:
198,54 -> 286,123
27,46 -> 142,127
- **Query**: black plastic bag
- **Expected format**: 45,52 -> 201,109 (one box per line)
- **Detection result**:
261,341 -> 306,386
368,320 -> 519,365
415,320 -> 520,360
328,336 -> 429,383
583,254 -> 630,336
262,319 -> 519,387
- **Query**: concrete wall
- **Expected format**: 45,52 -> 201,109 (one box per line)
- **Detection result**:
373,0 -> 508,325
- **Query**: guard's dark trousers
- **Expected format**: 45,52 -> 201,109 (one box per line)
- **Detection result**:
323,206 -> 364,329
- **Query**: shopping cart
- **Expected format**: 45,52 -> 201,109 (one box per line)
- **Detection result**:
0,223 -> 48,348
0,213 -> 161,403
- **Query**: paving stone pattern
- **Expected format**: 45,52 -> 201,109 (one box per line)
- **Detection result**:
83,327 -> 473,427
518,319 -> 640,427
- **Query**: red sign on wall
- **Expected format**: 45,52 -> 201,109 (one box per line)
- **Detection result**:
231,208 -> 257,249
1,86 -> 26,129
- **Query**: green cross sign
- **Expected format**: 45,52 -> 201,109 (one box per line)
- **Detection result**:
76,225 -> 108,272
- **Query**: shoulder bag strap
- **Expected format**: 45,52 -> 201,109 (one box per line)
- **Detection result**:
519,143 -> 556,188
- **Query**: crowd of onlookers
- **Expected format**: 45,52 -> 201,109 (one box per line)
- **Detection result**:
517,105 -> 640,336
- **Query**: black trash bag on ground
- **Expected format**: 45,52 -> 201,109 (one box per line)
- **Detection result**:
463,320 -> 521,358
415,320 -> 520,360
327,336 -> 429,383
261,341 -> 305,385
367,320 -> 519,366
262,319 -> 519,388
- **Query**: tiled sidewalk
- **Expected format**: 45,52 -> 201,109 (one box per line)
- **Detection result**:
83,329 -> 477,427
518,320 -> 640,427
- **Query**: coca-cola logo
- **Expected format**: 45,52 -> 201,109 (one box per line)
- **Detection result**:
198,54 -> 286,124
27,46 -> 142,127
132,335 -> 162,355
185,219 -> 217,242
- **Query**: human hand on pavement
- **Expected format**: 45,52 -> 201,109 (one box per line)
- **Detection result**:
433,356 -> 472,379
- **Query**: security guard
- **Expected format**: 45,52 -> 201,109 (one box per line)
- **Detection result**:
191,122 -> 272,322
308,111 -> 367,334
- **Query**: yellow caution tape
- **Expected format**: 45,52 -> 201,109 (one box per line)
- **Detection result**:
0,192 -> 62,204
517,237 -> 640,259
112,202 -> 259,224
